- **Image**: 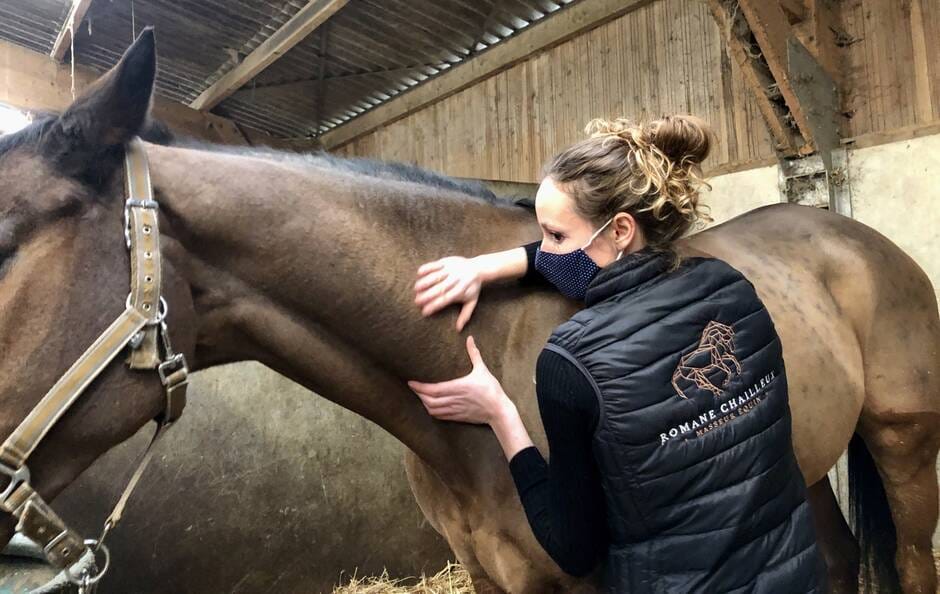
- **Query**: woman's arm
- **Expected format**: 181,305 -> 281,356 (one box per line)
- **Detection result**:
409,338 -> 607,577
414,241 -> 545,331
492,349 -> 608,577
472,245 -> 531,283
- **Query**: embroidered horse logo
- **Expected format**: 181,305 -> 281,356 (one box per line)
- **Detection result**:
672,321 -> 742,399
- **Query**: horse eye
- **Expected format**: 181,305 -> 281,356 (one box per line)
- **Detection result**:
0,247 -> 13,276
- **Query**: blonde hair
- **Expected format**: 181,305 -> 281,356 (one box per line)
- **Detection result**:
544,115 -> 714,253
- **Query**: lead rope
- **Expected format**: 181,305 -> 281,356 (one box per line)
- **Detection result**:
95,321 -> 183,551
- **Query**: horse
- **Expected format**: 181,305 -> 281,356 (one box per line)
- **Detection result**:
0,32 -> 937,594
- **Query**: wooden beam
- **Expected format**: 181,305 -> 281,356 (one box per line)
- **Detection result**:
737,0 -> 817,153
710,0 -> 845,160
909,0 -> 935,123
791,0 -> 841,86
240,125 -> 323,152
778,0 -> 807,24
315,24 -> 330,135
50,0 -> 95,62
190,0 -> 349,111
231,65 -> 438,98
706,0 -> 804,154
840,120 -> 940,151
319,0 -> 657,150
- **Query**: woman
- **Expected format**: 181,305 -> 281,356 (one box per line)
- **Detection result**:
408,116 -> 826,593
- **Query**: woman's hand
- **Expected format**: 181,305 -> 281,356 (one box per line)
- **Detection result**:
408,336 -> 512,425
414,256 -> 484,331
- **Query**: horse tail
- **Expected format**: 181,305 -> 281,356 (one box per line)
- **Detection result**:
847,432 -> 902,594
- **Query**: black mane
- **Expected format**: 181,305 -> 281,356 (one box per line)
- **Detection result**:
171,137 -> 514,205
307,153 -> 503,204
2,117 -> 529,208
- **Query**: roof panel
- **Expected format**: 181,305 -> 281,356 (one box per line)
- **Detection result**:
0,0 -> 580,138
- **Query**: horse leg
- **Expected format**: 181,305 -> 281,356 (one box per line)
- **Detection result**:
844,261 -> 940,594
807,476 -> 860,594
403,451 -> 508,593
404,451 -> 583,593
858,415 -> 939,594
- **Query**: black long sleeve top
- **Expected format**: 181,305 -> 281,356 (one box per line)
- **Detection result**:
508,242 -> 608,576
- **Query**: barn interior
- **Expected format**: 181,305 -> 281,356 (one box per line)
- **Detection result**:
0,0 -> 937,592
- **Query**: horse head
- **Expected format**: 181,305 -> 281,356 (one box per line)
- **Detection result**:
0,28 -> 196,578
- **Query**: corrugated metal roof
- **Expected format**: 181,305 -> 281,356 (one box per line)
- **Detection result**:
0,0 -> 71,54
0,0 -> 577,139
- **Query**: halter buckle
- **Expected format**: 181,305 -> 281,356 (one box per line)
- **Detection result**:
123,197 -> 159,249
157,353 -> 188,386
0,461 -> 29,503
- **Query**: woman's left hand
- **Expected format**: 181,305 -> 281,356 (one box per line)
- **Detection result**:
408,336 -> 511,425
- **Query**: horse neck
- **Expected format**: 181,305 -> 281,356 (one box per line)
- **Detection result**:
148,144 -> 538,480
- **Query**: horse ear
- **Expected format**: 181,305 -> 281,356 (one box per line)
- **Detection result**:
42,27 -> 156,177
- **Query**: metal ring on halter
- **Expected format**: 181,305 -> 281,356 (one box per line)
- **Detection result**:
64,540 -> 110,586
124,294 -> 168,324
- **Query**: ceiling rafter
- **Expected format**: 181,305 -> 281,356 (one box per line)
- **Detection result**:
51,0 -> 94,62
190,0 -> 350,111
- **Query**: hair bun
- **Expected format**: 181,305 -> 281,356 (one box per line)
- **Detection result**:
584,115 -> 712,167
585,117 -> 635,138
580,115 -> 713,236
648,115 -> 712,166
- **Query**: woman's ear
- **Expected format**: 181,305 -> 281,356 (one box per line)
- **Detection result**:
611,212 -> 638,252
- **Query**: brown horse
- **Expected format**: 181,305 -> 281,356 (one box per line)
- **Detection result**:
0,34 -> 937,594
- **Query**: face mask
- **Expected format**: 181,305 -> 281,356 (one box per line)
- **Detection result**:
535,218 -> 617,300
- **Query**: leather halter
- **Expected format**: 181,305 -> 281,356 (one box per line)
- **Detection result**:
0,138 -> 188,590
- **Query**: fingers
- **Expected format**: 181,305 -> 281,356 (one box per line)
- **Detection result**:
416,274 -> 459,309
456,298 -> 477,331
412,389 -> 466,421
421,279 -> 464,317
466,335 -> 484,368
430,409 -> 464,422
414,269 -> 446,292
414,393 -> 460,414
415,282 -> 447,308
417,260 -> 445,276
439,274 -> 462,297
407,377 -> 468,397
415,286 -> 442,308
420,294 -> 448,317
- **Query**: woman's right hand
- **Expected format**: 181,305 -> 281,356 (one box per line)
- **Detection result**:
414,256 -> 484,331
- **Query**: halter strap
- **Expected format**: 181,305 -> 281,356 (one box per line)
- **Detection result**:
124,139 -> 163,369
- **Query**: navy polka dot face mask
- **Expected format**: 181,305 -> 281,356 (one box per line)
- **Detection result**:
535,218 -> 616,300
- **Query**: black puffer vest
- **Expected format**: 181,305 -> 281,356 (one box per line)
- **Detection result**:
545,249 -> 826,593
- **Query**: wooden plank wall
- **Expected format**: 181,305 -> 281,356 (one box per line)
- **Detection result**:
334,0 -> 778,182
335,0 -> 940,183
840,0 -> 940,137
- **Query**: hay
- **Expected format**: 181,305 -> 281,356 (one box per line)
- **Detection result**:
333,561 -> 474,594
334,553 -> 940,593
